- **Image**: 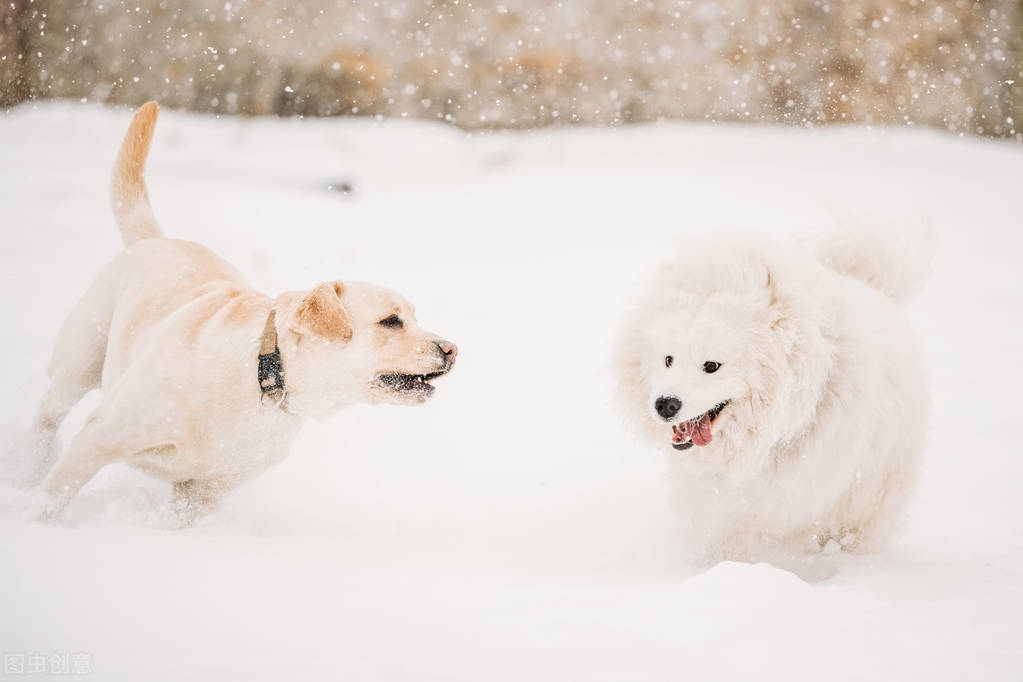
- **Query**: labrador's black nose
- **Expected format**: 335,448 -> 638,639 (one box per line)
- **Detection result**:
655,396 -> 681,421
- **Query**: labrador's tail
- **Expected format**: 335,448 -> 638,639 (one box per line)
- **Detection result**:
110,101 -> 163,246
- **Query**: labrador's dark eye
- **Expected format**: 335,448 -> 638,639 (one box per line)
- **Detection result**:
703,361 -> 721,374
378,314 -> 403,329
665,355 -> 674,368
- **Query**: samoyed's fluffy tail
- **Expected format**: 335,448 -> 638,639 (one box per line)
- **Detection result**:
814,222 -> 934,304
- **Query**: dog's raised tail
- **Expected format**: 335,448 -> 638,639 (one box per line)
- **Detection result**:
110,101 -> 163,246
815,222 -> 934,304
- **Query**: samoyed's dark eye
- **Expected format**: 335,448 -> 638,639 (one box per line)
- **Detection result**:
664,355 -> 674,368
703,361 -> 721,374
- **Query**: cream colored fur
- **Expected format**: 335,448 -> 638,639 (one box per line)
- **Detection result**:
32,102 -> 457,525
614,233 -> 929,561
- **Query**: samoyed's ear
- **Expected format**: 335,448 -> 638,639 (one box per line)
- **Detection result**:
759,259 -> 797,334
764,263 -> 781,308
288,282 -> 353,344
745,254 -> 780,309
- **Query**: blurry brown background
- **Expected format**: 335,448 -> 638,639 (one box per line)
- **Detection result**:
1,0 -> 1020,138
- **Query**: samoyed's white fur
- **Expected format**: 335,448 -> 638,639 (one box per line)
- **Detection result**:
614,229 -> 929,561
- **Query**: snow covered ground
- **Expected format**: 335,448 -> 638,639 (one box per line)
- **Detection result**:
1,103 -> 1021,680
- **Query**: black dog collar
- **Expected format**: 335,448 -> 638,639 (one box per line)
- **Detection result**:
258,309 -> 287,409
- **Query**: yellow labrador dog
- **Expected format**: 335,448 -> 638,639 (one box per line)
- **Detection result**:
32,102 -> 457,524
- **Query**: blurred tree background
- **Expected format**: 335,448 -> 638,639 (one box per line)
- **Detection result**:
1,0 -> 1020,138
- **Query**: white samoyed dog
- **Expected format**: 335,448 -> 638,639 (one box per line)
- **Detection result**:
614,229 -> 930,561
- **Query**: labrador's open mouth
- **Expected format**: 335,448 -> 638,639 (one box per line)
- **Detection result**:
376,370 -> 448,396
671,401 -> 729,450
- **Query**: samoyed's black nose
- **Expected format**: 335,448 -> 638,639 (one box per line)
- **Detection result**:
655,396 -> 681,421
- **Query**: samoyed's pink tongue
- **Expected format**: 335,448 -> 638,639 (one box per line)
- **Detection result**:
671,413 -> 714,447
691,414 -> 713,446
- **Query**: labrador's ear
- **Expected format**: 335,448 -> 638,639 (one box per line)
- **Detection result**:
289,282 -> 353,344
